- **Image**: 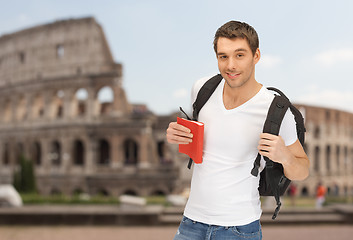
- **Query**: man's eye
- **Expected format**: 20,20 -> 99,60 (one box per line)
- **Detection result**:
219,56 -> 227,59
237,54 -> 244,58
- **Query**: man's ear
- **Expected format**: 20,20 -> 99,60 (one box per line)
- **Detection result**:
254,48 -> 261,64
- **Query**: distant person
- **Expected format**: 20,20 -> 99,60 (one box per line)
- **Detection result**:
166,20 -> 309,240
316,182 -> 326,209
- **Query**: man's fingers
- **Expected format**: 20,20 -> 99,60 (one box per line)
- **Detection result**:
166,122 -> 193,144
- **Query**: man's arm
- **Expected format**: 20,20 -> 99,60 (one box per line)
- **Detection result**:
258,133 -> 309,181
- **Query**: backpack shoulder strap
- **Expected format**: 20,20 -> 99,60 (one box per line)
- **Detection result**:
192,74 -> 223,120
187,74 -> 222,169
268,87 -> 306,145
251,93 -> 290,176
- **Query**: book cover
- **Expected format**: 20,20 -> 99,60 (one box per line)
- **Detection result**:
177,117 -> 204,164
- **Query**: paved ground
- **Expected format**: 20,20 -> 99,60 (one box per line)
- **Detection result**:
0,225 -> 352,240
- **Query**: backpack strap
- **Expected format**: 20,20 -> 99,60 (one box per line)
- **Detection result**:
192,74 -> 223,121
251,93 -> 291,176
187,74 -> 223,169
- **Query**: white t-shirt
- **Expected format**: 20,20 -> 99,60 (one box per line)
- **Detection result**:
183,77 -> 297,226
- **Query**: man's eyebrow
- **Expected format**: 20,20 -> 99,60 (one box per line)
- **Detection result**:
234,48 -> 248,53
217,48 -> 248,56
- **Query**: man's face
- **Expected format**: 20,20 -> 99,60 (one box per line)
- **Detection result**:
216,37 -> 260,89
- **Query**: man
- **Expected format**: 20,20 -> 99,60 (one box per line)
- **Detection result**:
166,21 -> 309,240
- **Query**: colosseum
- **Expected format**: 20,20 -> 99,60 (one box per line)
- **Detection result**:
294,104 -> 353,197
0,17 -> 182,197
0,17 -> 352,199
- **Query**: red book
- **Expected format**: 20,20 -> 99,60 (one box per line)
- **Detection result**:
177,117 -> 204,164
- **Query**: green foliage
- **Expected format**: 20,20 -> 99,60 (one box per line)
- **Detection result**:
13,155 -> 37,193
21,193 -> 120,205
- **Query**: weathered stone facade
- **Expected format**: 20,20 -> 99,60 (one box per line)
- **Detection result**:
0,17 -> 180,196
293,104 -> 353,197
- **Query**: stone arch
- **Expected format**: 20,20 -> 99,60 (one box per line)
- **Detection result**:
72,188 -> 84,196
151,189 -> 166,196
50,188 -> 62,195
157,141 -> 170,164
314,125 -> 321,139
73,139 -> 85,166
97,86 -> 114,115
16,95 -> 27,121
124,138 -> 139,165
32,94 -> 45,119
73,88 -> 88,117
301,186 -> 309,196
336,145 -> 340,170
97,188 -> 110,196
31,141 -> 41,166
3,99 -> 11,123
314,146 -> 320,173
50,140 -> 62,166
2,142 -> 10,165
50,90 -> 64,119
16,142 -> 24,164
98,139 -> 110,165
326,145 -> 331,173
123,189 -> 138,196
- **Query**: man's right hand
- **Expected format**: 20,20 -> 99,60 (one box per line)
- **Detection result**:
166,122 -> 193,144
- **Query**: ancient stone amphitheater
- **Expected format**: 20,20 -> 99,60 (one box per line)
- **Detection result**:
0,17 -> 181,197
0,17 -> 352,198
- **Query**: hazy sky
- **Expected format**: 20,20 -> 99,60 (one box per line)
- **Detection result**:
1,0 -> 353,115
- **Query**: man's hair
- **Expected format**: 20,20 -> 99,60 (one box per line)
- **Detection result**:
213,21 -> 259,55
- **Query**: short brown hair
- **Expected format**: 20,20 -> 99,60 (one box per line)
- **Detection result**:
213,21 -> 259,55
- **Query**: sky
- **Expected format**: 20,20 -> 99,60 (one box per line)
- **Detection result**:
1,0 -> 353,115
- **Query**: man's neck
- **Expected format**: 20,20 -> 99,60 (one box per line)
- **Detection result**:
223,80 -> 262,110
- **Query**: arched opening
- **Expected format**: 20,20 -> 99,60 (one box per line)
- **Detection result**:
124,139 -> 138,165
50,188 -> 62,196
314,126 -> 320,139
16,143 -> 24,165
32,94 -> 44,119
74,88 -> 88,117
97,86 -> 114,115
51,141 -> 61,166
16,96 -> 27,121
326,145 -> 331,173
158,141 -> 170,164
314,146 -> 320,173
97,189 -> 110,196
73,140 -> 84,166
123,190 -> 137,196
336,145 -> 340,170
301,187 -> 309,197
51,90 -> 64,119
31,142 -> 41,166
98,139 -> 110,165
73,188 -> 84,196
151,190 -> 166,196
3,100 -> 11,123
3,143 -> 9,165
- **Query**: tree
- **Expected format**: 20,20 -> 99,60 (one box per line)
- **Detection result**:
13,155 -> 37,193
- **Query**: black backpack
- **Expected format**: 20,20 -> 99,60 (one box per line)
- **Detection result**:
183,74 -> 306,220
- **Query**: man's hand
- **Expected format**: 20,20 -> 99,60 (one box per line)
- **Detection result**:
257,133 -> 290,165
166,122 -> 193,144
258,133 -> 310,181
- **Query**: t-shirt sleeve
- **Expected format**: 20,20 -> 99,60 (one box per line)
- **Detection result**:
279,108 -> 298,146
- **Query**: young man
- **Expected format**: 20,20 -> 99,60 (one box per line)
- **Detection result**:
166,21 -> 309,240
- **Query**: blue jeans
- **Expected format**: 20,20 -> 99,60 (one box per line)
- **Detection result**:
173,216 -> 262,240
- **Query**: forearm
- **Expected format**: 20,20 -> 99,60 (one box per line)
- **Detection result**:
282,154 -> 309,181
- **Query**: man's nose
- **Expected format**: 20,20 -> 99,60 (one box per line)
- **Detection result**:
227,57 -> 237,70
